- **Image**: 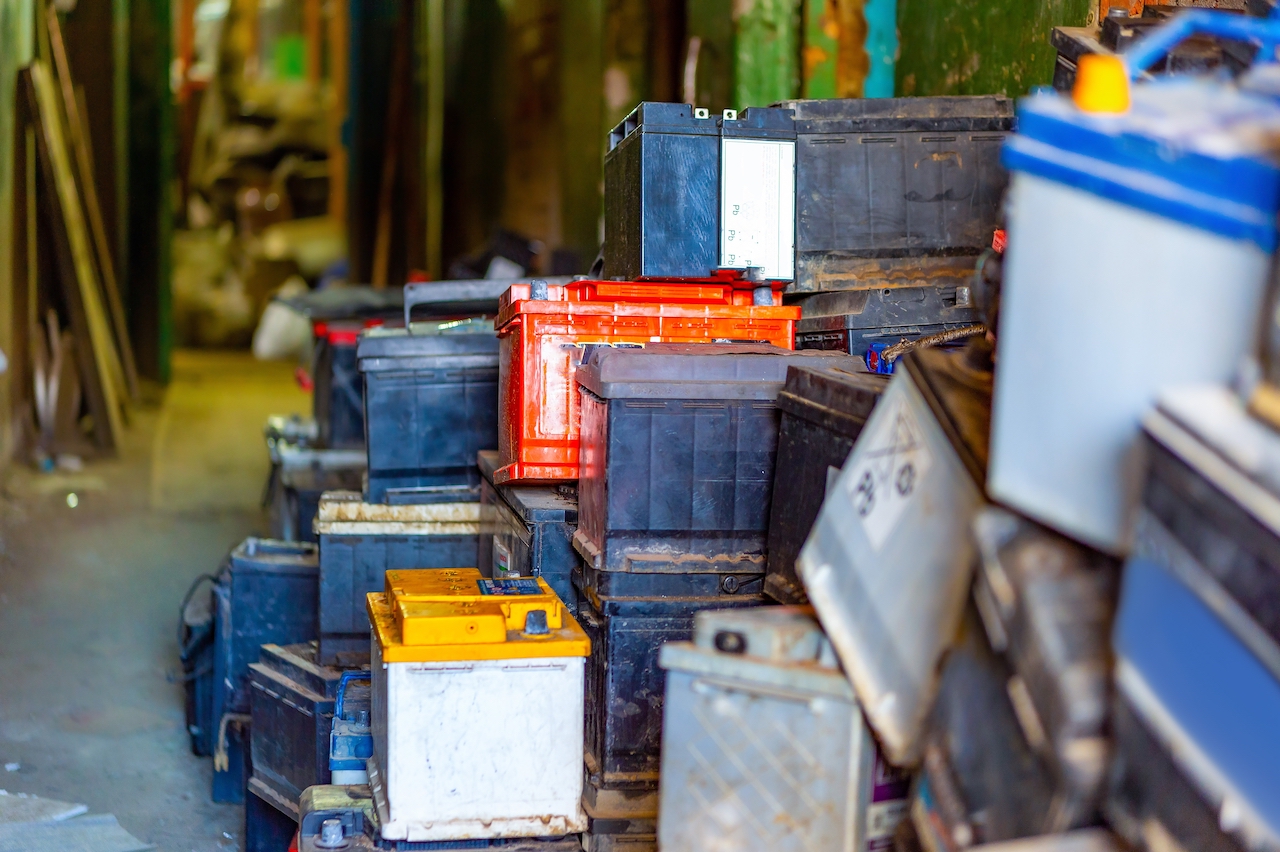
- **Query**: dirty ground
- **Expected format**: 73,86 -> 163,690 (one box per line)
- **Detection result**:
0,350 -> 309,851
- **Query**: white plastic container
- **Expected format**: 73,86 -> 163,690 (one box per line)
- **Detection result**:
991,79 -> 1280,553
657,607 -> 910,852
797,346 -> 991,766
368,568 -> 589,842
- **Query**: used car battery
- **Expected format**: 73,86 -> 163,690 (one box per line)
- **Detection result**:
1139,385 -> 1280,674
313,320 -> 373,450
603,102 -> 797,284
798,341 -> 993,765
971,508 -> 1119,828
1107,553 -> 1280,852
765,363 -> 888,604
265,440 -> 365,542
574,343 -> 861,575
774,96 -> 1012,296
249,642 -> 370,806
573,577 -> 764,819
212,538 -> 319,776
180,573 -> 216,757
912,609 -> 1086,849
357,318 -> 499,503
658,607 -> 910,852
794,285 -> 983,358
245,776 -> 300,852
367,570 -> 588,843
494,279 -> 798,485
989,40 -> 1280,553
314,490 -> 484,666
478,450 -> 579,613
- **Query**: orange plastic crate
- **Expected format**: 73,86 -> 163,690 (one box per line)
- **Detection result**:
493,280 -> 799,484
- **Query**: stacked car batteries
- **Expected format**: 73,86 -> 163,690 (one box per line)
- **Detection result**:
570,342 -> 864,841
780,96 -> 1013,367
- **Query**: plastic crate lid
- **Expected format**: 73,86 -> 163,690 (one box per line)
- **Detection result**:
369,571 -> 588,662
1004,78 -> 1280,250
355,317 -> 498,361
576,343 -> 862,400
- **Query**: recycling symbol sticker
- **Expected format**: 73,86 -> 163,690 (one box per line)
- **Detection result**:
845,393 -> 933,552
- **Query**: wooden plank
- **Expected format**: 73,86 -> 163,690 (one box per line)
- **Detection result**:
24,63 -> 124,450
48,5 -> 140,402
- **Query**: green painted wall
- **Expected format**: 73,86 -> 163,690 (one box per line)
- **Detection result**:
896,0 -> 1091,97
125,0 -> 174,383
559,0 -> 605,267
0,0 -> 34,460
688,0 -> 800,111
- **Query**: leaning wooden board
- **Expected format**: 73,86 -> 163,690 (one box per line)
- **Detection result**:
47,5 -> 140,402
23,62 -> 125,450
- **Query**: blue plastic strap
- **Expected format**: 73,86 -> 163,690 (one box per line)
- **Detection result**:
1124,10 -> 1280,78
335,670 -> 371,721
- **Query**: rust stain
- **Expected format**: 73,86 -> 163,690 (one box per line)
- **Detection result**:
807,255 -> 980,290
833,0 -> 870,98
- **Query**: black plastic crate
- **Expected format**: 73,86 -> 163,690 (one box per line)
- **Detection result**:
246,776 -> 300,852
774,96 -> 1013,294
478,450 -> 579,613
249,642 -> 370,806
764,365 -> 887,604
314,492 -> 482,666
357,319 -> 499,503
313,323 -> 366,450
575,344 -> 860,574
212,538 -> 319,726
603,102 -> 797,282
180,573 -> 217,757
575,588 -> 764,793
266,445 -> 366,543
794,284 -> 983,357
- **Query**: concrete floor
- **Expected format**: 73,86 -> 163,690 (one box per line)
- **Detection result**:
0,350 -> 310,852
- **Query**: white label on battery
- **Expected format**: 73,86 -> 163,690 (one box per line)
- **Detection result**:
865,799 -> 909,848
493,539 -> 516,578
845,395 -> 933,552
720,137 -> 795,281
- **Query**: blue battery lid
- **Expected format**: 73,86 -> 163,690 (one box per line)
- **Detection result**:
1003,79 -> 1280,250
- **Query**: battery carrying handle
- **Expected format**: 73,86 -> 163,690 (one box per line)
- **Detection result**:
1123,9 -> 1280,78
334,671 -> 371,721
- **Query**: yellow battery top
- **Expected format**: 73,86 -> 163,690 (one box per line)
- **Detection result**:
368,571 -> 590,663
